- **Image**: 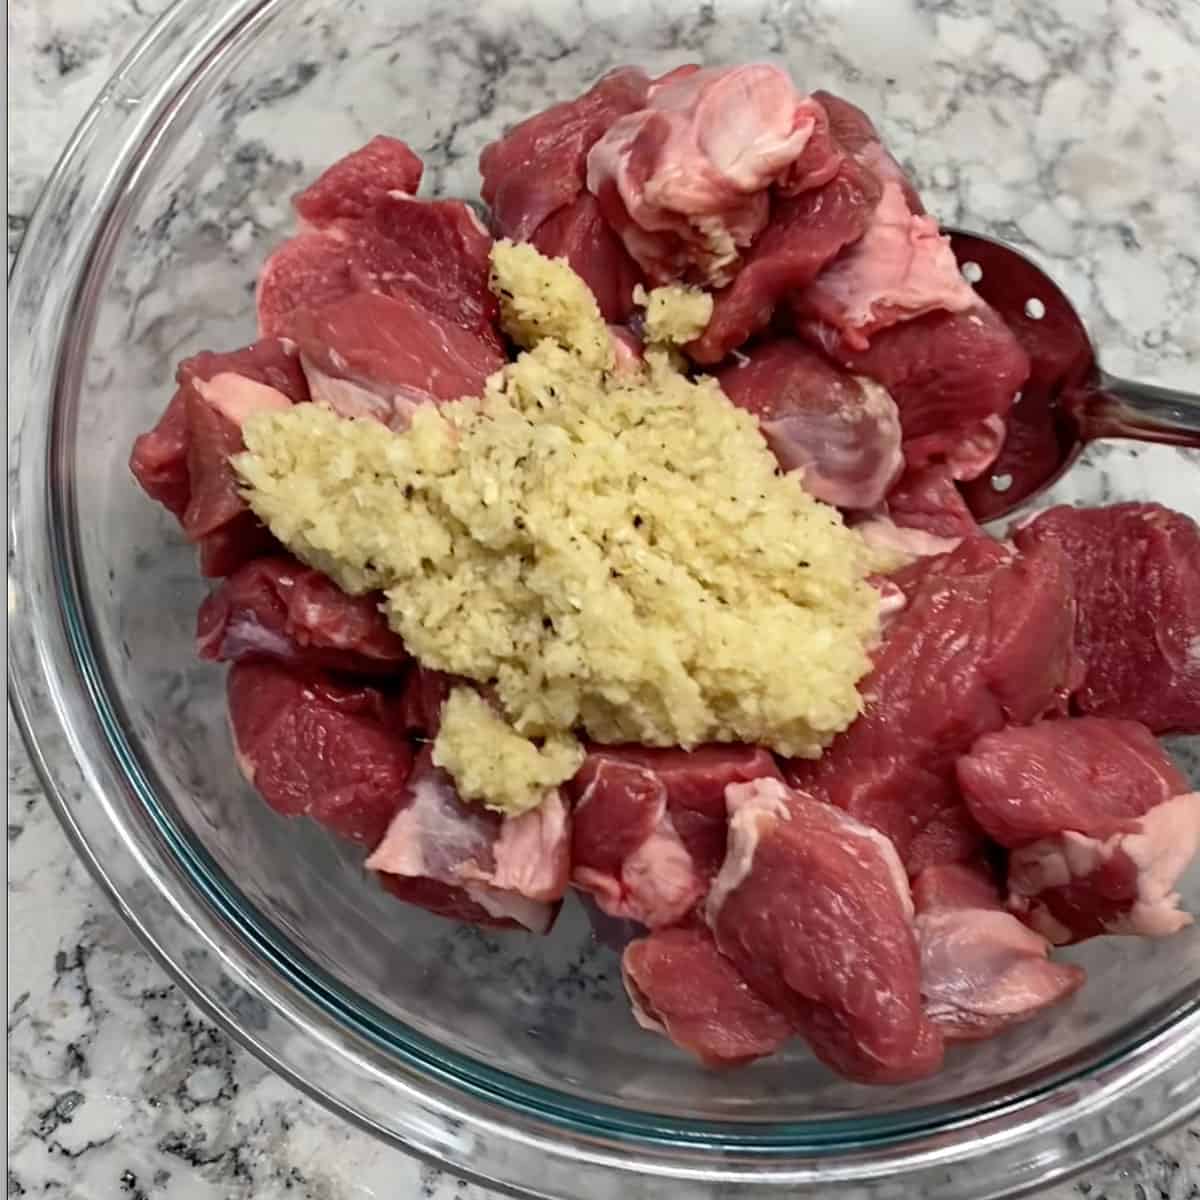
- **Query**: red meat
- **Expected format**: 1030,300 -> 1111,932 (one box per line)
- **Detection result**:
530,194 -> 644,323
293,135 -> 424,225
129,339 -> 309,576
911,861 -> 1086,1041
289,290 -> 504,429
798,301 -> 1030,447
366,748 -> 570,934
688,156 -> 880,364
785,537 -> 1077,871
707,779 -> 943,1083
791,179 -> 974,353
588,66 -> 841,290
622,924 -> 794,1067
715,338 -> 902,509
1013,503 -> 1200,734
480,67 -> 651,242
957,717 -> 1199,944
258,194 -> 501,350
197,557 -> 407,675
567,744 -> 782,929
227,659 -> 413,847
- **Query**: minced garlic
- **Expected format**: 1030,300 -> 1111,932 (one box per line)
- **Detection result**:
635,283 -> 714,345
433,687 -> 584,815
491,240 -> 612,369
236,244 -> 881,812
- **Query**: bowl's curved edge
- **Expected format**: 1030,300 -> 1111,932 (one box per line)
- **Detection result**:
8,1 -> 1200,1195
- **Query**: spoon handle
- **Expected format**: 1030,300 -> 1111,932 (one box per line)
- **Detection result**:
1071,373 -> 1200,448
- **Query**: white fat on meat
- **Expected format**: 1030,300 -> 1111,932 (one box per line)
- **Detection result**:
1008,792 -> 1200,943
947,415 -> 1006,482
587,66 -> 828,286
462,882 -> 556,935
365,768 -> 495,880
915,908 -> 1083,1039
619,818 -> 705,927
759,377 -> 904,511
706,778 -> 786,928
301,356 -> 427,431
710,778 -> 914,926
572,766 -> 704,928
702,790 -> 782,928
874,579 -> 908,623
649,66 -> 817,192
855,515 -> 962,561
799,180 -> 975,350
366,769 -> 563,934
193,372 -> 293,425
216,617 -> 297,662
481,791 -> 569,903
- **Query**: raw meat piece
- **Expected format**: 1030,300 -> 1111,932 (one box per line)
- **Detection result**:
293,135 -> 424,225
775,91 -> 844,194
196,513 -> 277,579
129,339 -> 309,576
813,89 -> 924,214
791,180 -> 975,353
958,718 -> 1188,847
1013,504 -> 1200,734
227,659 -> 413,847
588,66 -> 841,288
884,466 -> 981,543
129,387 -> 190,519
854,516 -> 964,564
131,339 -> 308,519
378,875 -> 519,928
912,861 -> 1085,1041
903,415 -> 1006,482
567,744 -> 782,928
480,67 -> 651,242
687,156 -> 880,363
394,665 -> 455,737
258,195 -> 501,352
1007,792 -> 1200,945
290,290 -> 505,429
530,194 -> 644,323
197,557 -> 407,674
366,748 -> 570,934
570,756 -> 701,929
181,375 -> 292,542
957,718 -> 1199,944
707,778 -> 943,1083
785,537 -> 1077,870
255,231 -> 354,338
622,924 -> 793,1066
903,778 -> 990,878
345,196 -> 499,345
798,301 -> 1030,447
715,338 -> 902,509
911,860 -> 1003,913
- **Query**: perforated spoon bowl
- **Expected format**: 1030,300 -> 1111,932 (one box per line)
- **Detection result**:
945,230 -> 1200,520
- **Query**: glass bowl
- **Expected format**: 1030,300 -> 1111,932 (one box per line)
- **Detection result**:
9,1 -> 1200,1195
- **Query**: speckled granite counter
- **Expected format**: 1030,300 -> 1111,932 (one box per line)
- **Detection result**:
8,1 -> 1199,1196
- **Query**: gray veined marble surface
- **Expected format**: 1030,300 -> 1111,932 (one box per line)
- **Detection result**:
7,0 -> 1200,1197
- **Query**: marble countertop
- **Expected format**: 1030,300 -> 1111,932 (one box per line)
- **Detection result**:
8,1 -> 1198,1197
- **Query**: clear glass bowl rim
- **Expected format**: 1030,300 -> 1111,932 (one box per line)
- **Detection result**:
8,1 -> 1200,1195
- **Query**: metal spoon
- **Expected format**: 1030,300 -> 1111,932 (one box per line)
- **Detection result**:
944,229 -> 1200,521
